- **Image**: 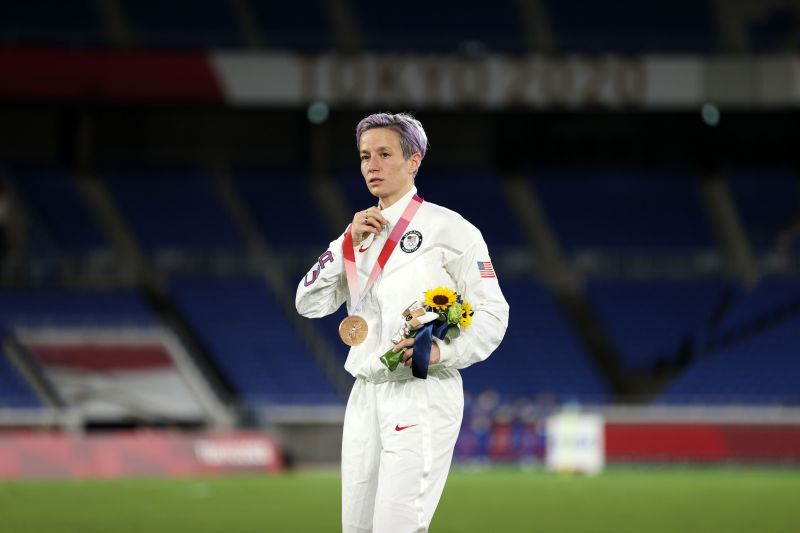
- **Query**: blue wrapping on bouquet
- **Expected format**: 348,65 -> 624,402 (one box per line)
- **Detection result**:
411,321 -> 451,379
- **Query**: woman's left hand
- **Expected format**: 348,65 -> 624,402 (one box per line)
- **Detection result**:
395,338 -> 440,367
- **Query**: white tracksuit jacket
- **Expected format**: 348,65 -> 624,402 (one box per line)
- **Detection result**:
296,185 -> 509,533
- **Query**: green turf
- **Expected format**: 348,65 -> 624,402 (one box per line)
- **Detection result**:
1,467 -> 798,533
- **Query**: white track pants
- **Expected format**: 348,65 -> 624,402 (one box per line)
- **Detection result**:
341,370 -> 464,533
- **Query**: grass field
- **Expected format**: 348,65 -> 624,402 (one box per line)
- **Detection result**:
1,467 -> 798,533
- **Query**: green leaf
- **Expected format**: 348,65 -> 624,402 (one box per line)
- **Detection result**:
444,325 -> 460,344
447,302 -> 462,324
380,348 -> 404,371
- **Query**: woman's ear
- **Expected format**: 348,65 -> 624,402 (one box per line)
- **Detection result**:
409,152 -> 422,175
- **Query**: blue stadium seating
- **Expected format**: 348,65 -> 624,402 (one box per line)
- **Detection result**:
0,289 -> 156,408
120,0 -> 242,48
726,167 -> 799,253
661,276 -> 800,404
352,0 -> 526,54
0,290 -> 156,329
534,166 -> 715,252
749,7 -> 799,53
544,0 -> 718,53
10,167 -> 108,254
249,2 -> 333,51
0,0 -> 104,47
660,314 -> 800,404
462,277 -> 607,401
103,168 -> 244,254
169,276 -> 340,404
233,168 -> 333,251
0,346 -> 40,407
586,278 -> 727,370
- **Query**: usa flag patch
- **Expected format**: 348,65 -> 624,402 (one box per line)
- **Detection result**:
477,261 -> 496,278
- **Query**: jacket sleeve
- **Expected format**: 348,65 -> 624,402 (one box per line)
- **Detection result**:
433,237 -> 509,370
295,232 -> 348,318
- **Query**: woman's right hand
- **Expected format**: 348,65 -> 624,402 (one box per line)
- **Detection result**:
351,207 -> 387,244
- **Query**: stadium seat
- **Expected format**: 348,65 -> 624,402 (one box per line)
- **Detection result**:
586,278 -> 728,370
534,166 -> 715,252
544,0 -> 718,54
725,167 -> 800,253
661,276 -> 800,404
462,277 -> 607,402
103,167 -> 244,254
0,0 -> 104,47
232,167 -> 332,251
0,289 -> 156,408
10,167 -> 108,254
169,276 -> 340,405
352,0 -> 526,54
120,0 -> 242,48
0,345 -> 41,407
0,289 -> 156,329
248,2 -> 333,52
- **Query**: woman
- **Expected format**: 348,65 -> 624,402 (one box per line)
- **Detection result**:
296,112 -> 509,532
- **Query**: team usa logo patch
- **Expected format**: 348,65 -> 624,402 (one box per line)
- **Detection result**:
477,261 -> 496,278
400,230 -> 423,253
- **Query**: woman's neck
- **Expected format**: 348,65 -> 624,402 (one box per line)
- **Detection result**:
379,184 -> 413,210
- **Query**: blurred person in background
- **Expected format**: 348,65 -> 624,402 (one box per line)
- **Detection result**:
296,112 -> 509,532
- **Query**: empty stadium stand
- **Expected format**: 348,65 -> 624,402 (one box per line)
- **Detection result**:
0,0 -> 104,47
463,277 -> 607,401
9,166 -> 108,254
585,278 -> 728,370
120,0 -> 242,48
725,167 -> 800,253
0,289 -> 156,408
233,167 -> 331,251
352,0 -> 526,53
169,276 -> 340,405
544,0 -> 718,53
533,166 -> 716,252
661,276 -> 800,403
103,167 -> 244,255
0,0 -> 796,54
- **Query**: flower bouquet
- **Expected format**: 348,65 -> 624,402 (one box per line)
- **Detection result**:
380,286 -> 474,374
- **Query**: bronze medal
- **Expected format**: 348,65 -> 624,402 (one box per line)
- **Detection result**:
339,315 -> 368,346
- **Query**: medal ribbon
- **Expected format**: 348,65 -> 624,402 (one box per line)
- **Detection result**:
342,194 -> 424,312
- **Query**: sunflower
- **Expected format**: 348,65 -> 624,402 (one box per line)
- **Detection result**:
460,300 -> 474,330
424,286 -> 457,311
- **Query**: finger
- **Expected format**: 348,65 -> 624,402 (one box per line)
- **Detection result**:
364,218 -> 382,234
404,356 -> 412,367
368,209 -> 388,226
364,207 -> 388,226
393,338 -> 414,352
363,213 -> 384,233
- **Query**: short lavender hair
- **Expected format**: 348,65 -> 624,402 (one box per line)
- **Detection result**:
356,112 -> 428,161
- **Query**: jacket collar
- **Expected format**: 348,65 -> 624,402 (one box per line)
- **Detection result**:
379,185 -> 418,226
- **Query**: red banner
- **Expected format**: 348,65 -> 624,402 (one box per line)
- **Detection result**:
605,423 -> 800,462
0,430 -> 283,479
0,49 -> 222,102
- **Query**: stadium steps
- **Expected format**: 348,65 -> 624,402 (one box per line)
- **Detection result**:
75,172 -> 148,282
213,162 -> 353,400
229,0 -> 263,48
698,172 -> 759,285
95,0 -> 133,47
515,0 -> 556,53
3,338 -> 64,407
325,0 -> 361,53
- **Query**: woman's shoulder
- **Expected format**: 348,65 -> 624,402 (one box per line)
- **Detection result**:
420,199 -> 482,239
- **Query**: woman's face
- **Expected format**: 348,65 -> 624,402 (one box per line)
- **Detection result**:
359,127 -> 420,207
